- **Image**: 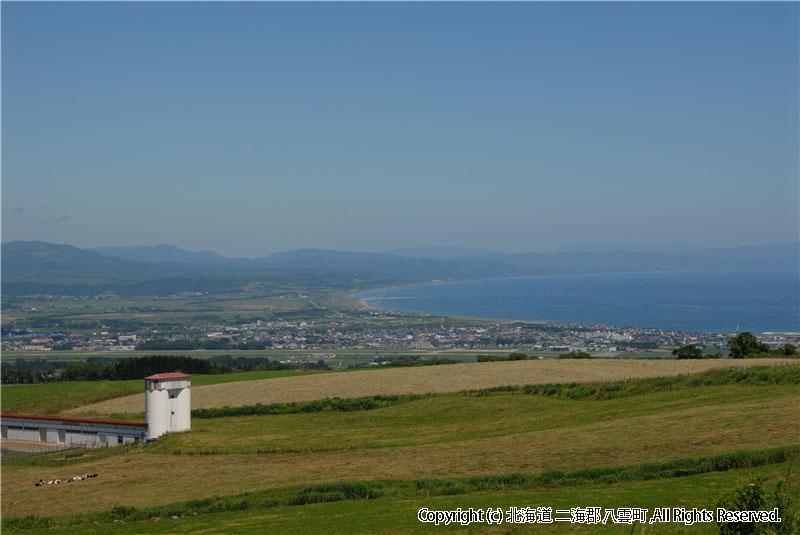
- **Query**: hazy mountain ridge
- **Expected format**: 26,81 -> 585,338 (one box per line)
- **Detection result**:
1,241 -> 149,274
88,245 -> 242,266
2,241 -> 797,297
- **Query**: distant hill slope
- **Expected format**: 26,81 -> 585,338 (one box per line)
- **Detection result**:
89,245 -> 241,266
0,241 -> 532,296
1,241 -> 144,274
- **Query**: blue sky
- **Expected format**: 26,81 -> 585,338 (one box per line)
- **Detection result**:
2,2 -> 798,258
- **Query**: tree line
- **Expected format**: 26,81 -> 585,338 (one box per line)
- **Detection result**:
1,355 -> 229,384
476,351 -> 592,361
672,332 -> 798,359
0,354 -> 335,384
347,356 -> 460,369
477,352 -> 531,362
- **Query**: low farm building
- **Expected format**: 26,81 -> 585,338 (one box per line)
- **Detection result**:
0,371 -> 190,448
0,414 -> 147,447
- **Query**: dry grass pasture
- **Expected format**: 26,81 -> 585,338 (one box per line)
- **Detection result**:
68,358 -> 797,415
4,381 -> 798,519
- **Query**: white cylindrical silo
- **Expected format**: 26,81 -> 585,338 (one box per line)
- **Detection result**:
145,373 -> 192,439
145,382 -> 169,440
175,383 -> 191,432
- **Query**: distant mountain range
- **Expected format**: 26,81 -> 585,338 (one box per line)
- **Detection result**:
2,240 -> 797,296
2,241 -> 147,274
385,246 -> 497,260
89,245 -> 242,266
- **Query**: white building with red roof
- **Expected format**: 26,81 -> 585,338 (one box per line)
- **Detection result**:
0,414 -> 147,447
1,372 -> 192,447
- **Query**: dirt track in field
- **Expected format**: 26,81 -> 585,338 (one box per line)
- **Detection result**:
67,358 -> 797,415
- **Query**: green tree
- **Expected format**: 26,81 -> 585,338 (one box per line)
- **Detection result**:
728,332 -> 770,358
672,344 -> 705,359
558,351 -> 592,359
776,343 -> 799,357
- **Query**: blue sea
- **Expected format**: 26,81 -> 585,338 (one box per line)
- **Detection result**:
359,270 -> 800,334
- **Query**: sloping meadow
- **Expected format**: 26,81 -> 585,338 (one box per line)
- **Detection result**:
67,358 -> 798,415
3,365 -> 798,522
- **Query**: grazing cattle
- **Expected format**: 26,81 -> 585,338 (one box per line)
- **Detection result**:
38,474 -> 97,487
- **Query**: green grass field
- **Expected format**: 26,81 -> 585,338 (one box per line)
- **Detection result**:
3,365 -> 798,533
4,456 -> 798,534
148,383 -> 798,455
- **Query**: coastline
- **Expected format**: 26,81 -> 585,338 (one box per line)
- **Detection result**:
352,270 -> 694,307
357,297 -> 526,325
351,270 -> 800,334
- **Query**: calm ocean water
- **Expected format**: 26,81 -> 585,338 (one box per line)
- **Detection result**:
359,271 -> 800,334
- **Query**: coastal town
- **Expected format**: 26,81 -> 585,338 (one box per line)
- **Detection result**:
4,307 -> 796,356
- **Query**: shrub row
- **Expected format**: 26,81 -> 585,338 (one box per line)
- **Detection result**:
476,352 -> 530,362
468,363 -> 800,400
192,394 -> 426,419
349,356 -> 462,369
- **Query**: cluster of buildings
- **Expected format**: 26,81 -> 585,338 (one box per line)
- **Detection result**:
1,332 -> 137,352
6,318 -> 791,354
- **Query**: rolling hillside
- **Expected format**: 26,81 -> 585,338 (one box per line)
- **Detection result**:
67,358 -> 797,415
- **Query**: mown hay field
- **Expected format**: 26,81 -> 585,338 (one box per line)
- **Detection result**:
3,382 -> 798,518
8,461 -> 797,535
68,358 -> 797,415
